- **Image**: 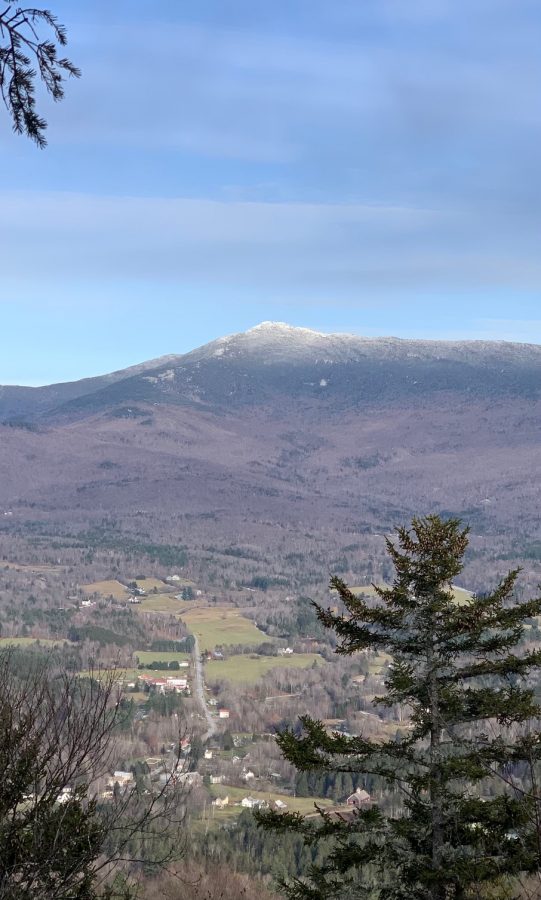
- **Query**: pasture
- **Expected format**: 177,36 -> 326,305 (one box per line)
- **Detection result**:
135,650 -> 190,666
0,637 -> 70,648
180,607 -> 267,648
131,577 -> 166,592
0,561 -> 63,574
352,584 -> 473,605
81,579 -> 129,600
137,594 -> 185,613
208,783 -> 334,818
205,652 -> 321,684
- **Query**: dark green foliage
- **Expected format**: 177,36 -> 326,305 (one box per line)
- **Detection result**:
76,528 -> 188,568
69,624 -> 132,646
141,659 -> 184,670
149,635 -> 195,652
146,692 -> 183,716
258,516 -> 541,899
0,6 -> 80,147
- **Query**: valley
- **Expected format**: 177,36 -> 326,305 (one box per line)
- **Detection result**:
1,323 -> 541,894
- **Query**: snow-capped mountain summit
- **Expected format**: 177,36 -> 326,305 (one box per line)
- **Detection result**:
1,323 -> 541,563
1,322 -> 541,422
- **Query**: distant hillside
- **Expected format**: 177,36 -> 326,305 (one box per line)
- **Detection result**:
1,322 -> 540,589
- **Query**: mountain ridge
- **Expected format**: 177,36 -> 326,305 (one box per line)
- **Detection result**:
2,322 -> 541,423
1,321 -> 541,591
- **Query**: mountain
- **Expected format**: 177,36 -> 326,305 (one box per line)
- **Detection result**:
2,322 -> 540,423
1,322 -> 540,590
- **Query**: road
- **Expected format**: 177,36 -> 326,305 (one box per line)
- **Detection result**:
191,634 -> 217,742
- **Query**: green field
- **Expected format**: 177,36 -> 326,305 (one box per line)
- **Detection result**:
80,664 -> 191,686
0,637 -> 71,648
205,652 -> 321,684
131,577 -> 167,591
352,584 -> 473,605
209,783 -> 334,818
137,593 -> 185,614
135,650 -> 190,665
81,579 -> 129,599
181,608 -> 267,648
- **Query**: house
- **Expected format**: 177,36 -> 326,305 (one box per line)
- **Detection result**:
241,796 -> 267,810
204,749 -> 213,760
212,796 -> 229,808
81,599 -> 95,608
271,799 -> 288,811
242,769 -> 255,782
346,788 -> 371,808
128,596 -> 141,604
109,771 -> 134,788
218,709 -> 230,719
166,574 -> 181,582
278,647 -> 294,656
166,677 -> 188,692
145,757 -> 166,775
210,775 -> 225,784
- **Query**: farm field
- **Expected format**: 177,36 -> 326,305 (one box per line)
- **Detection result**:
352,584 -> 473,604
131,577 -> 167,592
205,652 -> 321,684
0,637 -> 72,647
80,664 -> 191,685
208,783 -> 335,818
137,593 -> 186,613
181,608 -> 267,648
135,650 -> 190,666
0,561 -> 63,574
81,579 -> 129,600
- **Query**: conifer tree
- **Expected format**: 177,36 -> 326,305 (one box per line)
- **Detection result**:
258,516 -> 541,899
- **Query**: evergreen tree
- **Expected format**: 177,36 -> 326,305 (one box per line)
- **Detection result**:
258,516 -> 541,899
0,6 -> 80,147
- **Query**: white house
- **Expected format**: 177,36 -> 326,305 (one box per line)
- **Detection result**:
241,796 -> 267,810
218,709 -> 230,719
109,771 -> 134,788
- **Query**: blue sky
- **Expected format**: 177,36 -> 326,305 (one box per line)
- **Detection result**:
1,0 -> 541,384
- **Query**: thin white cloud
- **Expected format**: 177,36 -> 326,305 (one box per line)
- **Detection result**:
0,191 -> 540,295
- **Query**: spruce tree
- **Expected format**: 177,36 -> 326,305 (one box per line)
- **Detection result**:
258,516 -> 541,899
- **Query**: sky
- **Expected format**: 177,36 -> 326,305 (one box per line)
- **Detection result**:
1,0 -> 541,384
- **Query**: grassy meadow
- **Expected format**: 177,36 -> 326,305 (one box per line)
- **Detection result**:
205,652 -> 321,684
180,607 -> 267,648
134,650 -> 190,666
351,584 -> 473,605
81,579 -> 129,600
208,783 -> 334,818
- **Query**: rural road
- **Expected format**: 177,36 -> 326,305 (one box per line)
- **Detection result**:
192,635 -> 217,742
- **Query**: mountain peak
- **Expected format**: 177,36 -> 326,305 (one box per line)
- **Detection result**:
246,321 -> 327,338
